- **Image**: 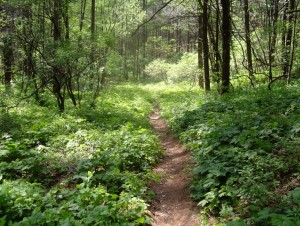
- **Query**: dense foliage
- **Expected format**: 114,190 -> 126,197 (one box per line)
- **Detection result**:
2,0 -> 300,224
155,83 -> 300,225
0,84 -> 162,225
145,53 -> 198,84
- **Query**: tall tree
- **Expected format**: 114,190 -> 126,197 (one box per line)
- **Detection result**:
91,0 -> 96,35
1,3 -> 15,87
214,0 -> 221,82
52,0 -> 65,111
268,0 -> 279,82
220,0 -> 231,94
142,0 -> 147,77
197,1 -> 204,88
282,0 -> 296,82
203,0 -> 210,91
243,0 -> 254,86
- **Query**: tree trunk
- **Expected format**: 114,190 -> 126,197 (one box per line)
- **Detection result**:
22,4 -> 40,101
214,0 -> 221,83
142,0 -> 147,77
123,41 -> 129,80
244,0 -> 254,86
203,0 -> 210,91
1,3 -> 14,87
220,0 -> 231,94
282,0 -> 295,81
187,30 -> 191,52
91,0 -> 96,35
281,0 -> 288,75
53,0 -> 64,111
268,0 -> 279,82
197,1 -> 204,88
80,0 -> 87,31
2,37 -> 14,86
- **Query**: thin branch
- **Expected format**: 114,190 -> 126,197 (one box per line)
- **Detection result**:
0,78 -> 51,110
287,9 -> 300,14
268,75 -> 286,90
132,0 -> 175,36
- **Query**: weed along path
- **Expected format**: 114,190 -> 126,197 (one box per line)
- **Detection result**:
149,106 -> 200,226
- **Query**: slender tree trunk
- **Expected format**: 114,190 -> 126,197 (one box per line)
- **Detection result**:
176,21 -> 180,52
1,3 -> 14,87
282,0 -> 295,81
243,0 -> 254,86
203,0 -> 210,91
142,0 -> 147,77
122,37 -> 128,80
91,0 -> 95,35
288,11 -> 297,81
80,0 -> 87,31
268,0 -> 279,82
64,1 -> 70,40
53,0 -> 64,111
214,0 -> 221,83
197,1 -> 204,88
281,0 -> 288,71
2,37 -> 13,86
220,0 -> 231,94
67,70 -> 77,107
187,30 -> 191,52
63,2 -> 76,107
22,4 -> 40,101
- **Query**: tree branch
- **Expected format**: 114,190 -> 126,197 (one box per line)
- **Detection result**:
268,75 -> 286,90
287,9 -> 300,14
132,0 -> 175,36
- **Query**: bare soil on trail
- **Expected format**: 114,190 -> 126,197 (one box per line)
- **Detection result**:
149,107 -> 200,226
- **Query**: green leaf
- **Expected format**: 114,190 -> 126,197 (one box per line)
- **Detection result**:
0,150 -> 9,157
226,220 -> 245,226
135,217 -> 145,223
87,171 -> 94,177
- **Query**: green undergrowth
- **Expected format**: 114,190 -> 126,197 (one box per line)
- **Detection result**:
155,83 -> 300,225
0,84 -> 162,225
3,81 -> 300,225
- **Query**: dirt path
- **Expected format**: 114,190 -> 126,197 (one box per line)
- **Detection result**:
149,107 -> 200,226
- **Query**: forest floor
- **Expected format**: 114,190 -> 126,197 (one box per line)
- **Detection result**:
149,106 -> 200,226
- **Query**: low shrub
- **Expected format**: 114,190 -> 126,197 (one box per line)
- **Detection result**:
167,52 -> 198,84
144,52 -> 198,84
144,59 -> 170,82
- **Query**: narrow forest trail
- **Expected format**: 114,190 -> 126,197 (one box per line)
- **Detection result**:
149,106 -> 200,226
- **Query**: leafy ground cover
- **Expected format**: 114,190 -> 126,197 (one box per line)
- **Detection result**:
154,83 -> 300,225
2,81 -> 300,225
0,84 -> 162,225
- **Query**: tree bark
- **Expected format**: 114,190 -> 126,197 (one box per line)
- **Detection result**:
197,1 -> 204,88
142,0 -> 147,77
2,37 -> 14,86
282,0 -> 295,81
0,3 -> 14,87
91,0 -> 96,35
80,0 -> 86,31
214,0 -> 221,83
53,0 -> 64,111
243,0 -> 254,86
220,0 -> 231,94
203,0 -> 210,91
268,0 -> 279,82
